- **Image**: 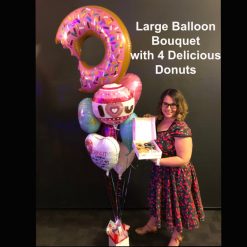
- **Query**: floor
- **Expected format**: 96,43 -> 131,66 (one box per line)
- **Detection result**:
36,209 -> 221,246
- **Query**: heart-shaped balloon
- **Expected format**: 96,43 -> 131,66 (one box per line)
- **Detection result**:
120,73 -> 142,105
113,143 -> 135,179
85,133 -> 120,176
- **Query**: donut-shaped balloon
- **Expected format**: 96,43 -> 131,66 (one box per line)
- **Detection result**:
55,6 -> 132,93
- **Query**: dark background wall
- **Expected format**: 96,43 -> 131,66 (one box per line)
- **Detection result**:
36,0 -> 221,208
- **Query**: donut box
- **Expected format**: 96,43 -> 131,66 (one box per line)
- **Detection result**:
132,117 -> 162,160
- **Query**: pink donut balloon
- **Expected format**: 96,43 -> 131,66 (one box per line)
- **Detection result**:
55,6 -> 132,93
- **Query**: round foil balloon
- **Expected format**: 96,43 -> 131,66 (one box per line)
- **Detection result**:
92,83 -> 135,125
78,98 -> 101,133
120,73 -> 142,105
119,112 -> 137,152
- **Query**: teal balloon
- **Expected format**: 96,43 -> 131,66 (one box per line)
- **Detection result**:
78,98 -> 101,133
119,113 -> 138,152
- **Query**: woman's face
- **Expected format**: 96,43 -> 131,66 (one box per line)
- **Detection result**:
161,95 -> 177,119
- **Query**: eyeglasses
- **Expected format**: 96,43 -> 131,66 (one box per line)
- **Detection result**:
162,102 -> 177,109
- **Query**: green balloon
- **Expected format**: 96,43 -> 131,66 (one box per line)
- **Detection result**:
119,113 -> 137,152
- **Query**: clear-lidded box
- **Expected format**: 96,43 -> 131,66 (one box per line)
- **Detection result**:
132,117 -> 162,160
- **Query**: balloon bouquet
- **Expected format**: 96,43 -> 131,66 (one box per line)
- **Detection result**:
55,5 -> 142,245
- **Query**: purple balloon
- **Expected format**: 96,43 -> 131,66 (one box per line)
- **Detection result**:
100,123 -> 118,140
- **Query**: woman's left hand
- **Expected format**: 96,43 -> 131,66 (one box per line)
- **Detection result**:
151,158 -> 161,166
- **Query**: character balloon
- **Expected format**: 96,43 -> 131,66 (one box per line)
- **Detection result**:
92,83 -> 135,126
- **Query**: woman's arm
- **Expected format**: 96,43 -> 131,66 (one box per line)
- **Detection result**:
153,137 -> 192,167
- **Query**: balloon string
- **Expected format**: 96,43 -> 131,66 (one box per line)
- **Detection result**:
108,170 -> 117,221
121,178 -> 126,202
116,175 -> 123,221
113,124 -> 120,131
111,170 -> 121,222
106,171 -> 115,221
120,166 -> 132,219
115,175 -> 119,221
106,158 -> 134,221
110,170 -> 118,221
118,176 -> 125,219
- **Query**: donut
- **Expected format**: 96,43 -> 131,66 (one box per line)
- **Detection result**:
55,6 -> 131,93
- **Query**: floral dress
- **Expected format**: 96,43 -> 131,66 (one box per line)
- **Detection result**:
147,119 -> 205,233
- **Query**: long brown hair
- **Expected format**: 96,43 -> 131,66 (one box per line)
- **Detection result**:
157,88 -> 189,121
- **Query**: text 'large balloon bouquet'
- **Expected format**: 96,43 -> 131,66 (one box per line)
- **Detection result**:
55,5 -> 142,245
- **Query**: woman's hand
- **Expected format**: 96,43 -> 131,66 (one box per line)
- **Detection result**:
151,158 -> 161,166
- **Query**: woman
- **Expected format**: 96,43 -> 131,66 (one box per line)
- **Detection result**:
135,88 -> 205,246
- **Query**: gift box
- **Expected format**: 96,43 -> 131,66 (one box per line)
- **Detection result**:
106,219 -> 130,246
108,236 -> 129,246
132,117 -> 162,160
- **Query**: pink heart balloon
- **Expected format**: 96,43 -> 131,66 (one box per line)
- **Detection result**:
120,73 -> 142,105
